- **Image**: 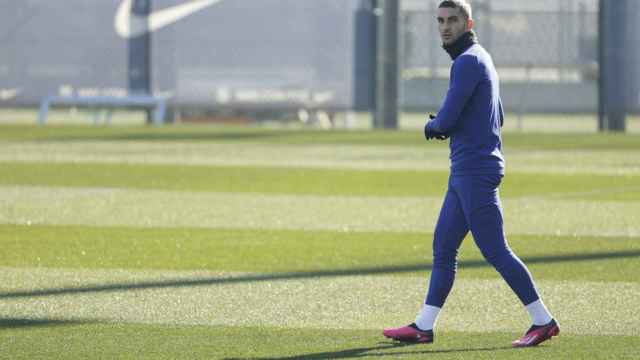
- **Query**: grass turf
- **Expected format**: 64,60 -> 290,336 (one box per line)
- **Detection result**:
2,124 -> 640,359
1,323 -> 638,360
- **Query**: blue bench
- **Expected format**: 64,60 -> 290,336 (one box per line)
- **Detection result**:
38,95 -> 168,125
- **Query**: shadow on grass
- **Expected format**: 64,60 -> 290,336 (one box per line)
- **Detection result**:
0,128 -> 295,143
0,317 -> 88,330
3,126 -> 416,145
26,128 -> 395,144
1,250 -> 639,300
225,341 -> 517,359
65,130 -> 290,143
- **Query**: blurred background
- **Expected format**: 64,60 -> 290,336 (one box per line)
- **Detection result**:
0,0 -> 638,132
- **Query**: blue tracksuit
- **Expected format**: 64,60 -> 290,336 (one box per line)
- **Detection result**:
425,32 -> 540,308
428,40 -> 504,175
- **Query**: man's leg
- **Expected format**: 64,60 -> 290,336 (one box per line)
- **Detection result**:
454,174 -> 541,306
453,175 -> 558,346
424,184 -> 470,308
383,178 -> 468,342
417,180 -> 470,330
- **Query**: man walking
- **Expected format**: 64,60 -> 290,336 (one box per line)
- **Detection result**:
383,0 -> 559,348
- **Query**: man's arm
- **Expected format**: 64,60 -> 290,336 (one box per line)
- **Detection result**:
425,114 -> 449,140
428,55 -> 482,133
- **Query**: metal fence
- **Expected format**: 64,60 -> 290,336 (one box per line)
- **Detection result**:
400,0 -> 601,113
0,1 -> 129,105
0,0 -> 620,117
0,0 -> 374,113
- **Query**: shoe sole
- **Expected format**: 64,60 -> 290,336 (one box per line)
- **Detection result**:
512,325 -> 560,348
384,334 -> 433,344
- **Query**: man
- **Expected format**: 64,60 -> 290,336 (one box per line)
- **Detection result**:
383,0 -> 559,348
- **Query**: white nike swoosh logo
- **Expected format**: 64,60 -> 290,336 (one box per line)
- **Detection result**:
115,0 -> 223,38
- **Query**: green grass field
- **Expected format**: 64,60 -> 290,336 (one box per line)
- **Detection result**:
1,124 -> 640,359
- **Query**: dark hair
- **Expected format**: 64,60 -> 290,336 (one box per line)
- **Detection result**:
438,0 -> 473,21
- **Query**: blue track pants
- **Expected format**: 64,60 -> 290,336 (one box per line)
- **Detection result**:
425,174 -> 540,308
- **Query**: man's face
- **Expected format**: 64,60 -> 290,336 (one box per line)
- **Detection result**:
437,7 -> 469,45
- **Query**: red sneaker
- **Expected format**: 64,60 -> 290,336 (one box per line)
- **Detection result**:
512,319 -> 560,347
383,323 -> 434,343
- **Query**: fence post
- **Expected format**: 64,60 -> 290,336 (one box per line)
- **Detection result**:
128,0 -> 153,123
429,1 -> 438,82
599,0 -> 627,132
373,0 -> 400,129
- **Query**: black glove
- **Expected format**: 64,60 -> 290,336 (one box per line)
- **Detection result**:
424,114 -> 449,141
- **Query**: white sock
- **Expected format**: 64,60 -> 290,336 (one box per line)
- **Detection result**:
415,304 -> 441,331
526,299 -> 553,326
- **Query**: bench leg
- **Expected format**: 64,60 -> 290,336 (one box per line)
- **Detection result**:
153,101 -> 166,126
105,110 -> 113,125
38,100 -> 51,125
92,109 -> 101,125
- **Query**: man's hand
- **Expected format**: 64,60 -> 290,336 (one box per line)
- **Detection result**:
424,114 -> 449,141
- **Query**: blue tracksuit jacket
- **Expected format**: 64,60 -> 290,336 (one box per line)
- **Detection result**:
428,43 -> 505,175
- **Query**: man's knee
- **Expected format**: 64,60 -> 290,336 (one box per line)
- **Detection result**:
432,249 -> 458,273
479,246 -> 516,272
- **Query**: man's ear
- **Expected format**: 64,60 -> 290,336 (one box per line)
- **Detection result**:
467,18 -> 475,30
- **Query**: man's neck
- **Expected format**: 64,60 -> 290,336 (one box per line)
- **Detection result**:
443,31 -> 478,60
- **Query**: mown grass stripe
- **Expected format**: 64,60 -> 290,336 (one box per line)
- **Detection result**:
2,224 -> 638,282
4,248 -> 640,299
0,268 -> 637,336
2,186 -> 640,237
2,162 -> 640,200
3,125 -> 640,150
0,141 -> 451,171
0,161 -> 449,197
3,141 -> 640,176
